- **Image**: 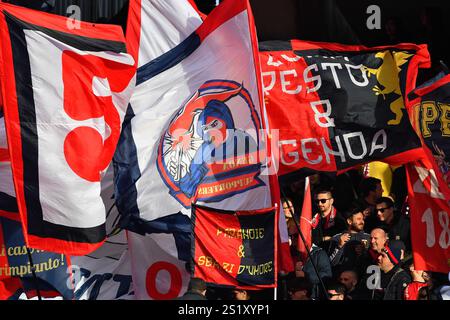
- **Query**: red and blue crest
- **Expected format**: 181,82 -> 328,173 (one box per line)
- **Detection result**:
157,80 -> 265,208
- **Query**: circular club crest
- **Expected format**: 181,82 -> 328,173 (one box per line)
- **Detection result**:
156,80 -> 264,208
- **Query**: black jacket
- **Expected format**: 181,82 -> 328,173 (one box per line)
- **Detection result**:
176,291 -> 207,300
382,213 -> 411,253
372,265 -> 411,300
311,208 -> 347,252
303,245 -> 333,300
328,231 -> 371,275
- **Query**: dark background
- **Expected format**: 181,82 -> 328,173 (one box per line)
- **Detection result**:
5,0 -> 450,79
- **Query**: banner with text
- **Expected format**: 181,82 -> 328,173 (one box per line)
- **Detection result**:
0,217 -> 73,299
0,2 -> 135,254
406,154 -> 450,273
409,73 -> 450,188
406,73 -> 450,273
191,205 -> 277,289
259,40 -> 430,177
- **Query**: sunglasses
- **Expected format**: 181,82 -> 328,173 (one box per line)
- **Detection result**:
315,198 -> 331,204
376,206 -> 392,213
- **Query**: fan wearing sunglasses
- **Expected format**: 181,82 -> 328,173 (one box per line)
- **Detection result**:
375,197 -> 411,253
311,187 -> 346,252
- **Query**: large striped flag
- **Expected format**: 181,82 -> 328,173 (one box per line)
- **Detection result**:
1,111 -> 73,300
114,0 -> 292,299
115,0 -> 204,300
0,2 -> 136,255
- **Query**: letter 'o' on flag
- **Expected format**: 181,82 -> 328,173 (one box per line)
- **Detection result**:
0,3 -> 136,255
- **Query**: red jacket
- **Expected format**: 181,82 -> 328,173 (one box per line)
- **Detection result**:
404,281 -> 427,300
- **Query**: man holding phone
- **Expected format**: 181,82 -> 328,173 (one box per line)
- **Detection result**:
328,205 -> 371,275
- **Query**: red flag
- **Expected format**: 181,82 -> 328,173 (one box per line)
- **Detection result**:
260,40 -> 430,176
0,3 -> 135,255
192,204 -> 277,289
297,177 -> 312,263
406,153 -> 450,273
405,75 -> 450,273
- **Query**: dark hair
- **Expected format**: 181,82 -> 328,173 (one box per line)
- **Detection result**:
314,185 -> 333,197
344,203 -> 365,220
375,196 -> 394,207
188,277 -> 207,292
418,286 -> 429,300
288,278 -> 312,296
359,177 -> 381,198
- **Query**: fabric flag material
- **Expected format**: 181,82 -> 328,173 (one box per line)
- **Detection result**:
0,217 -> 73,299
119,0 -> 204,300
0,113 -> 17,222
70,248 -> 134,300
409,73 -> 450,188
69,166 -> 132,300
115,0 -> 278,271
405,75 -> 450,273
297,177 -> 312,263
0,3 -> 135,255
405,154 -> 450,273
259,40 -> 430,178
127,231 -> 191,300
191,205 -> 277,289
115,0 -> 272,229
115,0 -> 292,296
1,113 -> 73,299
0,216 -> 22,300
125,0 -> 204,69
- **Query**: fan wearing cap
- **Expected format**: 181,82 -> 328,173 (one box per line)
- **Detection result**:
372,244 -> 411,300
177,277 -> 207,300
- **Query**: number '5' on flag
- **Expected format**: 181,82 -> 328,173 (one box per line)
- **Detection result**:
0,2 -> 136,255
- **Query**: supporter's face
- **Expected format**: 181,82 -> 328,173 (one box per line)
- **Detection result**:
290,289 -> 309,300
350,213 -> 365,232
315,193 -> 333,213
283,200 -> 294,219
376,202 -> 393,222
377,252 -> 392,271
370,231 -> 386,252
328,290 -> 344,300
339,272 -> 357,291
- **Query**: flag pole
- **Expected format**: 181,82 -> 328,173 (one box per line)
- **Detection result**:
25,247 -> 42,301
280,187 -> 329,300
